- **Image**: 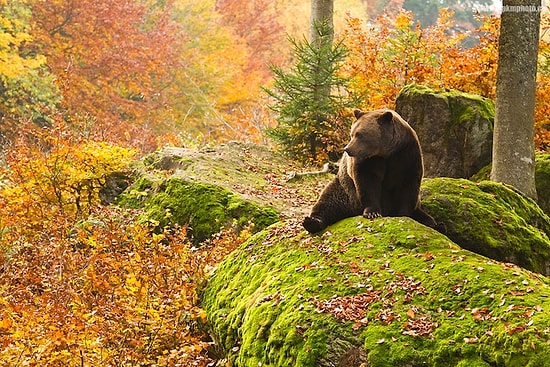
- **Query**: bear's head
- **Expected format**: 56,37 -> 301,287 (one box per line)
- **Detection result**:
344,109 -> 413,159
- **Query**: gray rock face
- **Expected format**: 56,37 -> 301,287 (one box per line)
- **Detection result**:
396,85 -> 494,178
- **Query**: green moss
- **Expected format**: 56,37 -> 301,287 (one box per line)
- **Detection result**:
470,154 -> 550,217
421,178 -> 550,275
118,177 -> 279,244
398,84 -> 495,128
202,217 -> 550,366
115,175 -> 156,208
536,153 -> 550,215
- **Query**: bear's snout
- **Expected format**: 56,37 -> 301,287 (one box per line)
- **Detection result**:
344,143 -> 358,157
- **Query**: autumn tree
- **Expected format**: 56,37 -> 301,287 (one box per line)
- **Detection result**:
490,0 -> 541,199
30,0 -> 183,150
0,0 -> 58,139
341,10 -> 499,108
310,0 -> 335,126
310,0 -> 334,45
215,0 -> 286,86
535,11 -> 550,149
0,113 -> 247,365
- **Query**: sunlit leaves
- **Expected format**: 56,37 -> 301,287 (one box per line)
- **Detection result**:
341,9 -> 496,110
168,0 -> 286,143
30,0 -> 183,150
0,117 -> 252,364
342,9 -> 550,151
0,119 -> 136,234
535,11 -> 550,150
0,207 -> 213,366
0,0 -> 58,128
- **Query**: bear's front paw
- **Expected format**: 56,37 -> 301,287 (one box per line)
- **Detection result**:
302,216 -> 326,234
362,209 -> 381,219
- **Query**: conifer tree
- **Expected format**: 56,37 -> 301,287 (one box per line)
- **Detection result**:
265,22 -> 359,164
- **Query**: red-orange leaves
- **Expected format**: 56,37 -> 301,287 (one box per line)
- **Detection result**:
0,205 -> 219,366
313,291 -> 382,327
341,10 -> 498,111
31,0 -> 183,150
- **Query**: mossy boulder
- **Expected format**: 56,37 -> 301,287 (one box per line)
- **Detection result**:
127,142 -> 328,219
469,153 -> 550,217
202,217 -> 550,367
396,84 -> 494,178
535,153 -> 550,215
421,178 -> 550,276
117,176 -> 279,244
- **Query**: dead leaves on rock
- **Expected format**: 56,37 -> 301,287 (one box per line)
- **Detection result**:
312,291 -> 382,330
312,273 -> 435,335
402,313 -> 436,337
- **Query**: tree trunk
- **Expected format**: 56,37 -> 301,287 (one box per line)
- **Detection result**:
490,0 -> 541,199
309,0 -> 334,45
309,0 -> 334,159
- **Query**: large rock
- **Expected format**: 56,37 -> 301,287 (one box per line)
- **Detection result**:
202,215 -> 550,367
421,178 -> 550,276
115,141 -> 327,244
468,153 -> 550,217
536,153 -> 550,216
117,176 -> 279,244
396,84 -> 494,178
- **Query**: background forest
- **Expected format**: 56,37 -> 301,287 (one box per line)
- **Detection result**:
1,0 -> 550,365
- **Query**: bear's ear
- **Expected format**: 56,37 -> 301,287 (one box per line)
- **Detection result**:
379,111 -> 394,124
353,109 -> 366,119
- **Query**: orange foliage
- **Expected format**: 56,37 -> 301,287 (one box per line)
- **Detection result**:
216,0 -> 286,85
210,0 -> 286,144
0,122 -> 248,365
341,9 -> 498,110
30,0 -> 183,151
0,207 -> 214,366
1,119 -> 136,236
535,11 -> 550,151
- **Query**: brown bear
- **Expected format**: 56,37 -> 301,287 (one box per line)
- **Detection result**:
302,108 -> 436,233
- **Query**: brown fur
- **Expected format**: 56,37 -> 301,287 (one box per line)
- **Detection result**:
303,109 -> 436,233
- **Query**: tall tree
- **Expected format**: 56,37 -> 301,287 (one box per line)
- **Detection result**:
310,0 -> 334,45
491,0 -> 541,199
0,0 -> 58,136
309,0 -> 334,112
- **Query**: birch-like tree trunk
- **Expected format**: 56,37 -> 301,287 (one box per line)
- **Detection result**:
309,0 -> 333,45
490,0 -> 541,199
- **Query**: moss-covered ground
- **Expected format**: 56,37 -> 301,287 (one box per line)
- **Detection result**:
138,142 -> 330,218
469,153 -> 550,217
203,217 -> 550,367
116,142 -> 335,243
